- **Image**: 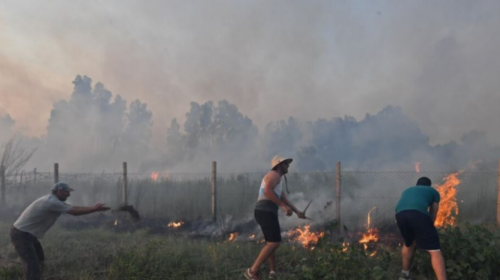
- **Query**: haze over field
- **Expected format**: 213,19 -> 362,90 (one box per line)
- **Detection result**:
1,0 -> 500,172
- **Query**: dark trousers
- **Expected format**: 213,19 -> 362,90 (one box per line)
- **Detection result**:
10,227 -> 45,280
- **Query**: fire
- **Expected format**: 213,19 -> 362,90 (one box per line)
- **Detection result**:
228,232 -> 239,241
365,207 -> 376,230
287,225 -> 325,248
341,242 -> 349,253
167,221 -> 184,228
359,228 -> 379,248
358,207 -> 379,255
434,171 -> 462,227
150,171 -> 170,182
415,162 -> 421,173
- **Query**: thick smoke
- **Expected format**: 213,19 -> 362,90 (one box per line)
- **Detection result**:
3,76 -> 499,231
2,1 -> 500,235
0,114 -> 15,143
162,103 -> 500,172
159,100 -> 261,172
3,75 -> 497,173
28,76 -> 153,171
2,1 -> 500,147
2,0 -> 500,172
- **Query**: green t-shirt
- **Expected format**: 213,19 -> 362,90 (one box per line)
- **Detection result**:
395,185 -> 440,215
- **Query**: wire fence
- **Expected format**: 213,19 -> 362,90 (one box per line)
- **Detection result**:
1,169 -> 498,230
341,171 -> 498,230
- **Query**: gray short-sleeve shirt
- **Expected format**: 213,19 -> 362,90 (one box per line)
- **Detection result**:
13,194 -> 72,239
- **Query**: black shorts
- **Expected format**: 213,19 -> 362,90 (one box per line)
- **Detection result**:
254,209 -> 281,242
396,210 -> 441,250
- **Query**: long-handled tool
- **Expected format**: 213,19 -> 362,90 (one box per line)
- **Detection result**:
302,199 -> 315,222
303,199 -> 312,213
115,162 -> 140,222
116,205 -> 140,222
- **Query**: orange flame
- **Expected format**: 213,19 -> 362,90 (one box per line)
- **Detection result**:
359,228 -> 379,246
341,242 -> 349,253
358,207 -> 379,256
150,171 -> 170,182
228,232 -> 239,241
434,171 -> 462,227
167,221 -> 184,228
150,172 -> 159,181
415,162 -> 421,173
365,207 -> 377,230
287,225 -> 325,248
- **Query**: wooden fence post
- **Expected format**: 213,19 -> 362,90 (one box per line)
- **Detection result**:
122,162 -> 128,206
336,161 -> 341,235
212,161 -> 217,223
0,166 -> 5,207
54,163 -> 59,183
497,159 -> 500,227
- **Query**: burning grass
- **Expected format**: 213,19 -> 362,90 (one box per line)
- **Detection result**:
287,224 -> 325,249
2,222 -> 500,279
167,221 -> 185,228
435,171 -> 462,227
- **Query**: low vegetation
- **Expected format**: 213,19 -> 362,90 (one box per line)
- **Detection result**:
1,222 -> 500,280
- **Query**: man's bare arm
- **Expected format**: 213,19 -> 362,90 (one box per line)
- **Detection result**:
281,192 -> 305,218
67,203 -> 110,216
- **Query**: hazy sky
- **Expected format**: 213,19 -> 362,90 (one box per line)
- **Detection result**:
1,0 -> 499,145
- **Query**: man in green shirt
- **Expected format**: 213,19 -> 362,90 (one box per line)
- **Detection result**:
395,177 -> 447,280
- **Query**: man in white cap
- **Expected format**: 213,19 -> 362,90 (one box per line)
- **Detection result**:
10,182 -> 110,280
244,156 -> 305,280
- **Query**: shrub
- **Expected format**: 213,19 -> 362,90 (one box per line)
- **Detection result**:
441,224 -> 500,280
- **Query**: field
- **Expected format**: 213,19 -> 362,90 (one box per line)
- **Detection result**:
1,221 -> 500,280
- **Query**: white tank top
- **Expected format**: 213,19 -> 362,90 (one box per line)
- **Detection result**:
257,176 -> 282,201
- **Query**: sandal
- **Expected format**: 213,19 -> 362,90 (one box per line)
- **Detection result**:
244,268 -> 261,280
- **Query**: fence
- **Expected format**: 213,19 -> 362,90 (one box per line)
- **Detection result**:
0,161 -> 499,231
